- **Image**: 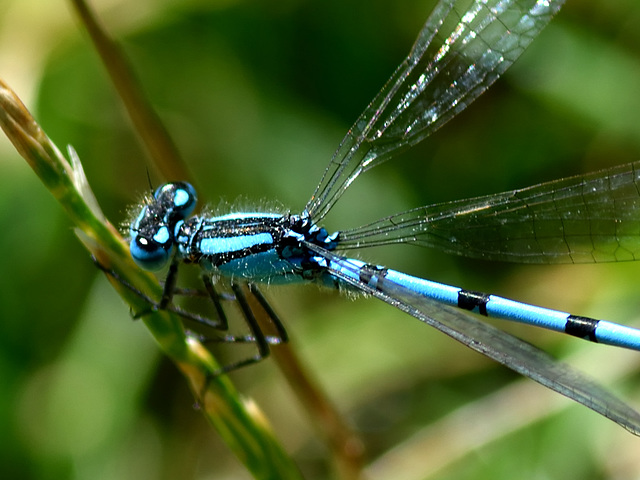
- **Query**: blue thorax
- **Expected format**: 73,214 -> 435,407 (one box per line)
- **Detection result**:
129,182 -> 339,284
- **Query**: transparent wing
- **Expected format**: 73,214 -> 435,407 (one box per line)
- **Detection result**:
339,161 -> 640,264
302,241 -> 640,435
304,0 -> 566,222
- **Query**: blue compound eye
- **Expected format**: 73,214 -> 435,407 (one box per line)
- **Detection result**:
130,225 -> 173,271
171,182 -> 197,214
154,182 -> 197,220
129,183 -> 196,271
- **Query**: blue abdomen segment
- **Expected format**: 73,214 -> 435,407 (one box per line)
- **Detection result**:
328,257 -> 640,351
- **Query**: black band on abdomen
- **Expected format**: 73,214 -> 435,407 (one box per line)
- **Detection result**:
458,290 -> 490,316
565,315 -> 599,342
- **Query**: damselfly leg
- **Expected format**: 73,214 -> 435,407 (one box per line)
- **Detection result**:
92,256 -> 288,375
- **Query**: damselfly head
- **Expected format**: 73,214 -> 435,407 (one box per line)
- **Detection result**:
128,182 -> 198,271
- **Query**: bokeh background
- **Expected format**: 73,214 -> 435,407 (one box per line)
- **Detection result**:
2,0 -> 640,478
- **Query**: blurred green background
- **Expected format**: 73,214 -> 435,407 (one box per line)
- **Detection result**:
2,0 -> 640,478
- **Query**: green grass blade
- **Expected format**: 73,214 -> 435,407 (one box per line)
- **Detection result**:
0,78 -> 302,480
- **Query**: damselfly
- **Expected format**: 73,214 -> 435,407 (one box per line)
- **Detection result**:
128,0 -> 640,434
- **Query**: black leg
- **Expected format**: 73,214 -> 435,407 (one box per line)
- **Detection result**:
248,283 -> 289,343
93,256 -> 286,379
198,283 -> 276,400
158,258 -> 179,309
230,283 -> 271,363
93,255 -> 236,331
202,275 -> 230,331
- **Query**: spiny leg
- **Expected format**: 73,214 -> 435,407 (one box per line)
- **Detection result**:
158,258 -> 179,309
196,281 -> 288,350
196,278 -> 288,346
131,257 -> 229,331
197,282 -> 294,403
93,256 -> 269,342
248,283 -> 289,344
202,274 -> 230,331
225,282 -> 271,368
93,254 -> 291,407
197,283 -> 271,403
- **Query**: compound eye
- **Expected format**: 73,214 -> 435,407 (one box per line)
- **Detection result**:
154,182 -> 197,220
129,225 -> 173,271
170,182 -> 197,215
